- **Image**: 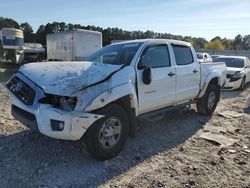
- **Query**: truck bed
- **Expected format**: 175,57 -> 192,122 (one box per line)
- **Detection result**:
200,62 -> 227,88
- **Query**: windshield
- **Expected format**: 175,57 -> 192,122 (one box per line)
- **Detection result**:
213,57 -> 244,68
196,53 -> 203,59
86,42 -> 142,65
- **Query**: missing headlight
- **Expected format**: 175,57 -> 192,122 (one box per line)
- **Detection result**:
38,94 -> 77,111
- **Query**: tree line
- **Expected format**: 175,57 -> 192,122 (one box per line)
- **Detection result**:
0,17 -> 250,50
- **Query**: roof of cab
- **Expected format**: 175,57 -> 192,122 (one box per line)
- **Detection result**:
109,39 -> 191,46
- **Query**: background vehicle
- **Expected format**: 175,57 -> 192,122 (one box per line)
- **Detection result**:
0,28 -> 24,64
46,29 -> 102,61
196,52 -> 213,63
211,54 -> 222,59
6,39 -> 226,160
22,43 -> 46,63
214,56 -> 250,90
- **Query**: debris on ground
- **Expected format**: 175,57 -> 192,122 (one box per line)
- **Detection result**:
228,149 -> 237,153
204,125 -> 227,134
225,124 -> 240,134
246,94 -> 250,106
218,111 -> 243,119
199,132 -> 238,146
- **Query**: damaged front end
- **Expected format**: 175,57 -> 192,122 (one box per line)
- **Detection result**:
5,72 -> 105,140
6,61 -> 129,140
38,94 -> 77,111
223,71 -> 244,90
226,71 -> 243,82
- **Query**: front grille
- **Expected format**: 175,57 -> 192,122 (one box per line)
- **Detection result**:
6,76 -> 36,105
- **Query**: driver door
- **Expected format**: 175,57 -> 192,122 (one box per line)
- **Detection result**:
136,44 -> 176,114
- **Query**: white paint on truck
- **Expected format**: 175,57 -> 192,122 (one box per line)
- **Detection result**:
6,39 -> 227,159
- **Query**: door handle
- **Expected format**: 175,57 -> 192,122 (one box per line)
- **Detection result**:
193,69 -> 198,73
168,72 -> 175,77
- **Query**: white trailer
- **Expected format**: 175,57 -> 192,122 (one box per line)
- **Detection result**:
46,29 -> 102,61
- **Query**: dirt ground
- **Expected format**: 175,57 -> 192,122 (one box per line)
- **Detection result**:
0,72 -> 249,188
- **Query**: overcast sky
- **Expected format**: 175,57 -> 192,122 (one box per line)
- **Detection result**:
1,0 -> 250,40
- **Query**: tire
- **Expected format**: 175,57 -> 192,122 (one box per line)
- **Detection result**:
196,84 -> 219,115
239,77 -> 246,90
84,103 -> 129,160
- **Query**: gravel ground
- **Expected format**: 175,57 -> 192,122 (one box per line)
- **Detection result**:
0,72 -> 249,188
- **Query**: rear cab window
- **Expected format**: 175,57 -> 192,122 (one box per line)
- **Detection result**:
172,44 -> 194,65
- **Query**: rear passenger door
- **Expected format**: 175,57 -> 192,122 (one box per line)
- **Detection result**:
137,44 -> 176,114
172,44 -> 200,104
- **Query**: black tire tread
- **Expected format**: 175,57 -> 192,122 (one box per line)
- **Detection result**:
239,76 -> 246,90
196,84 -> 219,115
84,103 -> 129,160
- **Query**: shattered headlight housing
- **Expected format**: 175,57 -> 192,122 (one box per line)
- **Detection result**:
39,94 -> 77,111
229,71 -> 244,82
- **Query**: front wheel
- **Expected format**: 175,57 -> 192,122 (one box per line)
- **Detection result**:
196,84 -> 219,115
239,77 -> 246,90
84,104 -> 129,160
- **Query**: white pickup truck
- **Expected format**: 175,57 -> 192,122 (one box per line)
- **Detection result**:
6,39 -> 226,160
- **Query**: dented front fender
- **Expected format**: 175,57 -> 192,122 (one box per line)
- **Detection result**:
84,82 -> 138,114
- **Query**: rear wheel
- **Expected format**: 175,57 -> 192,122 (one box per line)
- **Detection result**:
196,84 -> 219,115
84,104 -> 129,160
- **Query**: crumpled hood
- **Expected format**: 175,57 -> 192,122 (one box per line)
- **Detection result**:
20,61 -> 122,96
226,67 -> 243,75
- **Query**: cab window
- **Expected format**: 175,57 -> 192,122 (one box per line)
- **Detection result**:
172,44 -> 194,65
140,45 -> 171,68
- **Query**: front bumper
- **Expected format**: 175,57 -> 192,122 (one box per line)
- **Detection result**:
222,78 -> 242,90
6,73 -> 103,141
10,93 -> 103,140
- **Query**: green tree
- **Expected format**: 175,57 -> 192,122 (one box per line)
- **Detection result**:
193,38 -> 207,49
211,36 -> 222,42
0,17 -> 19,29
233,35 -> 244,50
35,25 -> 46,45
204,39 -> 225,50
143,30 -> 155,38
20,22 -> 34,42
222,38 -> 233,50
243,35 -> 250,50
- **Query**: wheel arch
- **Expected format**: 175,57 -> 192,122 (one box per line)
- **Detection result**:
85,83 -> 139,137
112,95 -> 137,137
198,74 -> 222,99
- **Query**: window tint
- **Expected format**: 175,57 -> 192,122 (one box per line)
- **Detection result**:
172,45 -> 194,65
140,45 -> 170,68
213,57 -> 245,68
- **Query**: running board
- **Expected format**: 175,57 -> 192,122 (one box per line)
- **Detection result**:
138,100 -> 197,122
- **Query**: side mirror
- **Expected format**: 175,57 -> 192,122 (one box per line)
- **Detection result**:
142,67 -> 152,85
